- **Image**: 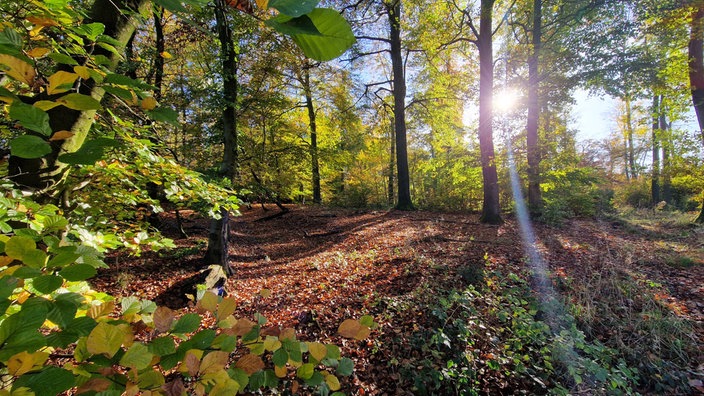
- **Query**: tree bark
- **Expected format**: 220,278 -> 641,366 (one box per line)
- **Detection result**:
526,0 -> 542,217
153,6 -> 166,100
661,115 -> 672,204
688,2 -> 704,222
205,0 -> 239,272
388,117 -> 395,206
651,95 -> 661,205
478,0 -> 502,224
388,0 -> 414,210
303,67 -> 322,204
8,0 -> 150,198
625,96 -> 637,180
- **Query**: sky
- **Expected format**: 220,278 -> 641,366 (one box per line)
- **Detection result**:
571,88 -> 616,142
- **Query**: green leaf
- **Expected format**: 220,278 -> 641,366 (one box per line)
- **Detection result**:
5,236 -> 36,261
137,369 -> 165,389
9,102 -> 52,136
171,313 -> 201,334
269,0 -> 319,17
48,52 -> 79,66
103,85 -> 135,101
304,371 -> 324,386
32,275 -> 63,294
120,342 -> 153,370
13,267 -> 42,279
13,367 -> 75,396
105,73 -> 154,90
48,295 -> 81,328
47,251 -> 80,268
58,137 -> 119,165
58,264 -> 97,281
0,85 -> 19,101
148,336 -> 175,356
336,357 -> 353,376
56,93 -> 101,110
291,8 -> 355,61
67,316 -> 97,336
76,23 -> 105,41
10,135 -> 51,159
146,106 -> 179,126
0,276 -> 19,300
0,28 -> 23,49
272,348 -> 288,367
154,0 -> 187,13
23,249 -> 48,268
267,14 -> 322,36
296,363 -> 315,380
325,344 -> 341,360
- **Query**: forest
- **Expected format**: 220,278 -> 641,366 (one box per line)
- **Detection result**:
0,0 -> 703,394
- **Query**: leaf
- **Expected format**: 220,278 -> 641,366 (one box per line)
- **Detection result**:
47,71 -> 78,95
325,373 -> 341,391
26,17 -> 60,27
171,313 -> 201,334
337,357 -> 354,376
0,54 -> 35,85
200,351 -> 229,374
5,236 -> 36,260
58,264 -> 97,281
26,48 -> 50,58
296,363 -> 314,380
10,136 -> 51,159
161,378 -> 186,396
234,354 -> 265,375
141,96 -> 157,110
180,350 -> 200,376
120,342 -> 153,370
32,275 -> 62,294
217,296 -> 237,319
0,28 -> 23,48
7,351 -> 49,376
256,0 -> 268,9
58,137 -> 119,165
9,102 -> 52,136
56,93 -> 101,110
154,0 -> 187,13
272,348 -> 288,367
196,290 -> 218,313
13,367 -> 75,396
34,101 -> 61,111
160,51 -> 172,59
146,106 -> 179,126
86,321 -> 124,357
266,14 -> 322,36
48,52 -> 78,66
73,65 -> 91,79
268,0 -> 319,17
49,130 -> 75,141
153,306 -> 175,333
290,8 -> 356,61
307,342 -> 327,362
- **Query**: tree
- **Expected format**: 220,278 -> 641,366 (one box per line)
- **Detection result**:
688,1 -> 704,222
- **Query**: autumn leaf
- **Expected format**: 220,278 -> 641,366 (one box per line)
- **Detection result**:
200,351 -> 229,374
26,48 -> 50,58
0,54 -> 35,85
141,96 -> 157,111
153,306 -> 175,333
338,318 -> 371,340
49,130 -> 74,141
234,354 -> 264,375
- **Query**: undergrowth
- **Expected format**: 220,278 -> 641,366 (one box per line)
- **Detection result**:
394,258 -> 698,395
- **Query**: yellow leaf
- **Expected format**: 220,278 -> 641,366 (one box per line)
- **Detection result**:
73,65 -> 91,79
47,71 -> 78,95
217,296 -> 237,319
208,376 -> 240,396
49,130 -> 74,141
26,48 -> 50,58
263,336 -> 281,352
325,374 -> 341,391
338,319 -> 362,339
140,96 -> 157,110
256,0 -> 268,9
160,51 -> 172,59
7,351 -> 48,376
86,322 -> 124,358
27,16 -> 60,27
34,100 -> 61,111
234,354 -> 264,375
0,54 -> 35,86
259,288 -> 271,298
88,300 -> 115,319
274,365 -> 287,378
307,342 -> 327,362
200,351 -> 229,374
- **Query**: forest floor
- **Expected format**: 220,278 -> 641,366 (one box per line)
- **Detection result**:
93,205 -> 704,395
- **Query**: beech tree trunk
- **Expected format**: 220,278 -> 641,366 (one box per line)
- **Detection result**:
205,0 -> 239,273
8,0 -> 150,198
303,67 -> 322,204
526,0 -> 542,217
625,96 -> 637,180
388,0 -> 414,210
651,95 -> 661,205
689,3 -> 704,222
478,0 -> 502,224
661,115 -> 672,204
388,118 -> 396,206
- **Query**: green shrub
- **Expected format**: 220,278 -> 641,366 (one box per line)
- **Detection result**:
540,167 -> 613,225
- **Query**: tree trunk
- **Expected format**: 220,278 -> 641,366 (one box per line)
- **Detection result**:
303,68 -> 322,204
625,96 -> 637,179
651,95 -> 661,205
478,0 -> 502,224
388,117 -> 395,206
388,0 -> 414,210
8,0 -> 150,198
526,0 -> 542,217
661,115 -> 672,204
688,3 -> 704,222
153,6 -> 166,101
205,0 -> 239,272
